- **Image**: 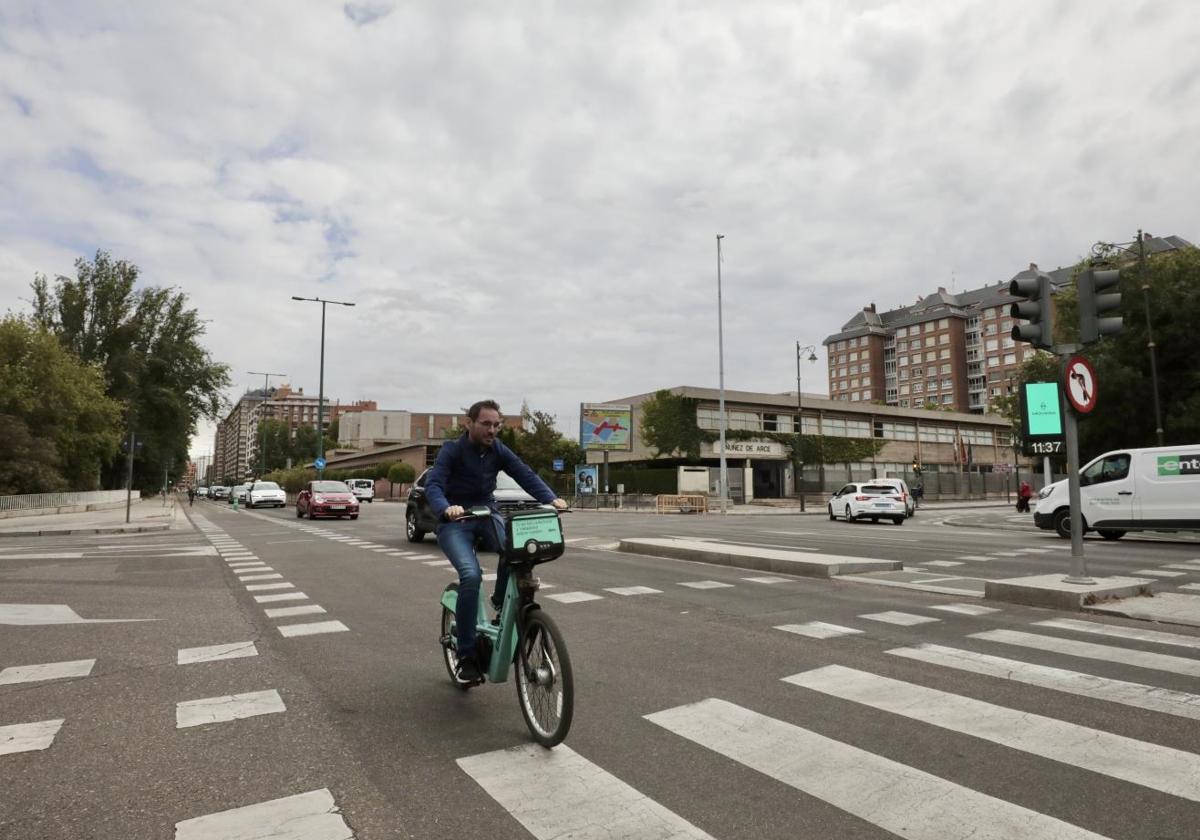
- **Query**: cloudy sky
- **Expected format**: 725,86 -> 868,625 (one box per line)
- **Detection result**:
2,1 -> 1197,458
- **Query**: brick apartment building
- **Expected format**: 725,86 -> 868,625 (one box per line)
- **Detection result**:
823,234 -> 1192,414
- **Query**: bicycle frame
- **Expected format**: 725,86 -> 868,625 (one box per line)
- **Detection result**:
439,565 -> 533,684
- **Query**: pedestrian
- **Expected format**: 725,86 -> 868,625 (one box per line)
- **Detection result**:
911,480 -> 924,509
187,487 -> 195,506
1017,480 -> 1033,513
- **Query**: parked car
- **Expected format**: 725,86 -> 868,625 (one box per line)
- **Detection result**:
210,486 -> 229,500
869,477 -> 915,517
195,486 -> 209,498
345,478 -> 375,503
405,469 -> 538,542
827,482 -> 906,525
227,483 -> 250,505
246,480 -> 287,508
296,480 -> 360,520
1034,444 -> 1200,540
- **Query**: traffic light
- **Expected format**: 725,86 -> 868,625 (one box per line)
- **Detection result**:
911,461 -> 922,474
1077,268 -> 1123,344
1009,269 -> 1055,350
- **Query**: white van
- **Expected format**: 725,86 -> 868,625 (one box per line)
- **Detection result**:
1033,445 -> 1200,540
345,478 -> 375,503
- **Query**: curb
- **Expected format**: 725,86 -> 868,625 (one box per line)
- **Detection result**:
0,523 -> 172,538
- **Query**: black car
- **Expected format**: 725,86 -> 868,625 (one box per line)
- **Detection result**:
405,469 -> 541,542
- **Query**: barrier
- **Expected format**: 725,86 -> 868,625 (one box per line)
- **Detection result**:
655,494 -> 709,515
0,490 -> 129,518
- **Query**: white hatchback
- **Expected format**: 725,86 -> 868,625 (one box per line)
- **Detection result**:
828,482 -> 907,525
247,480 -> 287,508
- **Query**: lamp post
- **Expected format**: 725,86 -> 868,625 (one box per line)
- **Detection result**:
795,342 -> 818,511
1091,230 -> 1163,445
716,234 -> 728,514
248,370 -> 287,479
291,296 -> 355,475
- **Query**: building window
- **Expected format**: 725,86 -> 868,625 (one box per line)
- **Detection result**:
925,336 -> 935,347
851,392 -> 861,401
940,363 -> 951,374
940,349 -> 950,360
845,419 -> 871,438
862,376 -> 871,386
900,384 -> 910,394
942,394 -> 954,404
1004,352 -> 1016,364
939,318 -> 949,328
899,369 -> 909,381
897,327 -> 907,337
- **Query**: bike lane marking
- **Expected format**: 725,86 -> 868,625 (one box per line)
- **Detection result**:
174,788 -> 355,839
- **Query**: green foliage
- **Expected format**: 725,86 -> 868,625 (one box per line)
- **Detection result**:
639,390 -> 715,460
500,406 -> 584,475
725,428 -> 886,464
290,424 -> 336,466
264,467 -> 315,494
28,251 -> 230,489
388,462 -> 416,485
255,419 -> 292,473
0,317 -> 123,493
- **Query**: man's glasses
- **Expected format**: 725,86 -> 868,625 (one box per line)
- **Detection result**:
476,421 -> 503,429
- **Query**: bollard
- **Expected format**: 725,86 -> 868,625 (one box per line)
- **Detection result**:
232,494 -> 239,511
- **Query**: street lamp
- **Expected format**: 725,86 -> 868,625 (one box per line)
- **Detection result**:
291,296 -> 356,474
716,234 -> 728,514
795,342 -> 818,511
248,370 -> 287,479
1091,229 -> 1163,445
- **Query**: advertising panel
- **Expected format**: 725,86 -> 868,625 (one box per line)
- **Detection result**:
1020,381 -> 1065,456
575,465 -> 598,494
580,403 -> 633,451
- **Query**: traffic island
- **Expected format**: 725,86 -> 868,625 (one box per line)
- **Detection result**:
618,538 -> 902,578
983,574 -> 1155,612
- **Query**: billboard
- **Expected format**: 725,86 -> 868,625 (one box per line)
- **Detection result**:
580,403 -> 633,451
575,465 -> 598,494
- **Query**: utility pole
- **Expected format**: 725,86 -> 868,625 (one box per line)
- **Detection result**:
716,234 -> 728,514
1137,230 -> 1164,446
249,371 -> 287,478
795,342 -> 818,512
124,428 -> 135,524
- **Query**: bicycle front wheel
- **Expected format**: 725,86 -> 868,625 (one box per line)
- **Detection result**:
515,609 -> 574,747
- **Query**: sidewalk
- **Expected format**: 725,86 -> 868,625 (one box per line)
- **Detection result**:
0,497 -> 186,537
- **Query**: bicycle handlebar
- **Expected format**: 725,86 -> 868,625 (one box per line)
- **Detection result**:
447,504 -> 570,521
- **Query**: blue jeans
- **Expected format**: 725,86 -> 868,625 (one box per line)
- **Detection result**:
437,513 -> 508,657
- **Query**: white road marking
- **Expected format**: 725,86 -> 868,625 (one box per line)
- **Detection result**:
177,642 -> 257,665
264,605 -> 327,618
0,552 -> 83,560
0,604 -> 156,626
971,629 -> 1200,677
889,643 -> 1200,721
776,622 -> 862,639
278,620 -> 349,637
1163,563 -> 1200,571
645,698 -> 1110,840
928,603 -> 1000,616
785,664 -> 1200,802
457,743 -> 715,840
0,659 -> 95,685
678,580 -> 735,589
245,582 -> 294,591
254,592 -> 309,603
238,573 -> 284,581
423,559 -> 452,567
0,719 -> 64,755
859,611 -> 939,626
265,539 -> 314,545
1133,569 -> 1186,577
177,691 -> 283,732
916,560 -> 963,568
1035,618 -> 1200,650
956,555 -> 994,561
232,565 -> 272,572
1179,583 -> 1200,592
547,591 -> 604,604
605,586 -> 663,596
174,788 -> 354,840
741,576 -> 791,584
989,551 -> 1023,557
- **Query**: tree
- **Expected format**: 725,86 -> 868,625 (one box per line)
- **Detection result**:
29,251 -> 230,489
256,419 -> 293,473
510,407 -> 584,475
289,423 -> 336,466
0,317 -> 123,493
387,462 -> 416,497
639,390 -> 713,460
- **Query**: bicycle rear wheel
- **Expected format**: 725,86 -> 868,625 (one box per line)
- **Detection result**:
515,609 -> 574,747
440,582 -> 469,691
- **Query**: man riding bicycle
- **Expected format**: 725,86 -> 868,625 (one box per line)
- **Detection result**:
426,400 -> 567,684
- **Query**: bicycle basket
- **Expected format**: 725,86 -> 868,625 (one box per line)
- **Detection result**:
505,508 -> 564,565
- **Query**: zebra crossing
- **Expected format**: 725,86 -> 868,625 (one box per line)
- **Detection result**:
455,613 -> 1200,840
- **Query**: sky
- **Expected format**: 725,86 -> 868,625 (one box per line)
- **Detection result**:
2,1 -> 1197,459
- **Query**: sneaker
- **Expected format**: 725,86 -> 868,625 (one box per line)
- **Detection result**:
455,656 -> 483,684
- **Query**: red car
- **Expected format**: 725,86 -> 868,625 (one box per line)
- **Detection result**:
296,480 -> 360,520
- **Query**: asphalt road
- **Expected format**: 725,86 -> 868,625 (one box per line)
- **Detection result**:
3,499 -> 1199,839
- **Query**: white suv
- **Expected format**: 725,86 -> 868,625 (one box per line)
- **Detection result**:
827,482 -> 906,525
869,478 -> 915,517
345,478 -> 375,503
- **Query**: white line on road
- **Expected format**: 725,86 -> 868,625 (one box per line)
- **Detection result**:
0,719 -> 64,755
678,580 -> 735,590
889,643 -> 1200,721
604,586 -> 663,596
785,664 -> 1200,802
775,622 -> 862,639
741,575 -> 792,584
277,620 -> 349,637
457,743 -> 715,839
264,605 -> 326,618
177,642 -> 257,665
859,611 -> 939,626
547,591 -> 604,604
0,659 -> 95,685
174,788 -> 355,840
971,629 -> 1200,677
176,688 -> 287,728
238,573 -> 283,581
645,698 -> 1111,840
928,603 -> 1000,616
1034,618 -> 1200,650
245,582 -> 294,591
253,592 -> 309,603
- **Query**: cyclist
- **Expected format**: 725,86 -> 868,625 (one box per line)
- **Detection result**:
426,400 -> 567,684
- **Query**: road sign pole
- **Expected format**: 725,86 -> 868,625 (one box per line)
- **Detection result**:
1059,350 -> 1092,584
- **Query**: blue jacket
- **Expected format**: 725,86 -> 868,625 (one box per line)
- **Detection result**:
425,435 -> 556,520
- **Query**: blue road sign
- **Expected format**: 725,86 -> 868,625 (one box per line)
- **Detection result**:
314,457 -> 326,469
553,458 -> 564,471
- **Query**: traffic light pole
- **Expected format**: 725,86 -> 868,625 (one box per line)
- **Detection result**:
1058,348 -> 1092,584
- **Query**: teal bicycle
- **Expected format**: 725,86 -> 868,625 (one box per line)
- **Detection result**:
439,505 -> 574,747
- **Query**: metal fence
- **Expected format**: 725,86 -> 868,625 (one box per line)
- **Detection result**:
0,490 -> 128,513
